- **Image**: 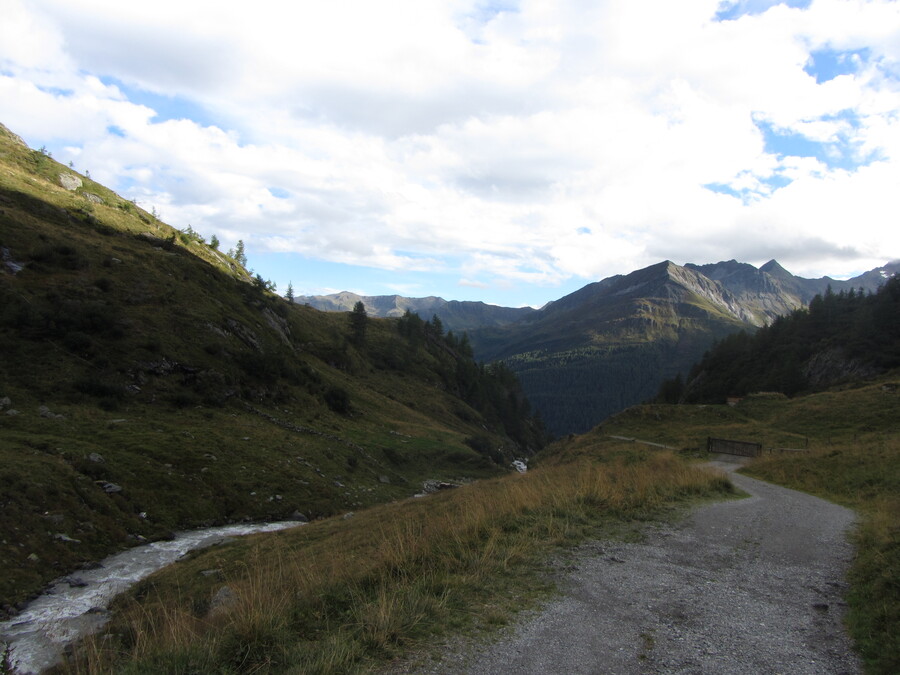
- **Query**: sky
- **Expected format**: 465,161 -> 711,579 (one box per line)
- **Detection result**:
1,0 -> 899,308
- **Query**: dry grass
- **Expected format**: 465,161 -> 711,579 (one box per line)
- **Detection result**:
63,449 -> 730,674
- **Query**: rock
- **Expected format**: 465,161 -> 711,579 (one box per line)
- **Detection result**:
0,396 -> 10,409
343,512 -> 355,519
54,533 -> 81,543
208,586 -> 238,616
83,192 -> 103,204
289,511 -> 309,522
39,405 -> 65,420
378,475 -> 391,484
27,553 -> 39,562
0,123 -> 29,147
59,173 -> 83,191
6,409 -> 19,416
422,480 -> 460,493
1,247 -> 24,275
88,453 -> 105,463
200,569 -> 223,577
64,576 -> 88,588
97,481 -> 123,494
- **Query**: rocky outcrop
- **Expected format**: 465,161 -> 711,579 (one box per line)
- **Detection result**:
59,173 -> 83,191
803,348 -> 881,389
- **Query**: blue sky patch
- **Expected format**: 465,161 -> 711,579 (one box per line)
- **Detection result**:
755,113 -> 877,172
804,48 -> 869,83
714,0 -> 810,22
106,125 -> 126,138
268,187 -> 290,199
99,76 -> 217,127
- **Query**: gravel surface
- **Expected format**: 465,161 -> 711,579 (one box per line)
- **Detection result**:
400,458 -> 862,674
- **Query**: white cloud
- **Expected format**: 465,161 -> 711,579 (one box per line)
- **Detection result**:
1,0 -> 899,300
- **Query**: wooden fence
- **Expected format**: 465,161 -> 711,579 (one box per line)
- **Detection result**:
706,437 -> 762,457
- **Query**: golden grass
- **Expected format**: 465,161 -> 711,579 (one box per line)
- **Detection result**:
64,449 -> 730,674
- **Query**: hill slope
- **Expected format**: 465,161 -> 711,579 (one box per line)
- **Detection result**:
0,122 -> 544,610
669,276 -> 900,402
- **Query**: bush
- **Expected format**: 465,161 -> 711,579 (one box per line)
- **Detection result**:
323,387 -> 351,415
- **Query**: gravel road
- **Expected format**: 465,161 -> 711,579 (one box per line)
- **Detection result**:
405,458 -> 862,674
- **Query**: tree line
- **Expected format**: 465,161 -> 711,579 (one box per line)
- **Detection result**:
656,277 -> 900,403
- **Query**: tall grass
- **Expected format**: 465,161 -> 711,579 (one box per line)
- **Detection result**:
743,435 -> 900,675
63,450 -> 730,674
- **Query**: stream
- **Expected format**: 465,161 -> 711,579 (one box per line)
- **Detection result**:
0,521 -> 304,674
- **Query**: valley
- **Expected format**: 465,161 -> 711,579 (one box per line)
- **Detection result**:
1,120 -> 897,674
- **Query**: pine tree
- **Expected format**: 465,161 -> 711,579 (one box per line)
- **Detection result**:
234,240 -> 247,267
350,301 -> 368,347
286,281 -> 294,303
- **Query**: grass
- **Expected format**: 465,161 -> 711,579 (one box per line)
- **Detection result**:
59,448 -> 731,673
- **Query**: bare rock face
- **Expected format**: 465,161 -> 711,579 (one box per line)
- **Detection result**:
0,123 -> 29,148
59,173 -> 83,191
804,348 -> 880,389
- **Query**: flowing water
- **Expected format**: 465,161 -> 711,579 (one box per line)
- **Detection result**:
0,521 -> 304,674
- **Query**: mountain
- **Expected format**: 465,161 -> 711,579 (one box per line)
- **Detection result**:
294,291 -> 536,333
672,274 -> 900,402
293,259 -> 897,437
0,122 -> 545,610
468,259 -> 897,436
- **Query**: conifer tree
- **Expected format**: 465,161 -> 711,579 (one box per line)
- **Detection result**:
350,301 -> 368,347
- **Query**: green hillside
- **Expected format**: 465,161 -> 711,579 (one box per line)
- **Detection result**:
0,123 -> 544,610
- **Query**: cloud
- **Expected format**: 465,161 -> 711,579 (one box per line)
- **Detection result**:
1,0 -> 898,298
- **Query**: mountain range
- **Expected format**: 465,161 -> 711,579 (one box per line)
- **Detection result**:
301,258 -> 898,435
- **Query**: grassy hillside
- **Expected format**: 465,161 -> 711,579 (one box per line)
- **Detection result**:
0,123 -> 544,611
587,378 -> 900,675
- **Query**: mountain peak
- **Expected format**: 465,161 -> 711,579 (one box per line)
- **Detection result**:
760,259 -> 792,278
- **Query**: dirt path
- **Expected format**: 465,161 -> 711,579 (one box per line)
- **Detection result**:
407,458 -> 862,674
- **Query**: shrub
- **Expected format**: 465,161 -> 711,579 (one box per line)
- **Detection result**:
324,386 -> 351,415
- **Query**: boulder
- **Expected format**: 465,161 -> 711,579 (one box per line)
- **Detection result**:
59,173 -> 83,191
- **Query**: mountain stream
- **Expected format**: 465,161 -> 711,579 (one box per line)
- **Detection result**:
0,521 -> 304,674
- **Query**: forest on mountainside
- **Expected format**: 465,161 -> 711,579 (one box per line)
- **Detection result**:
657,277 -> 900,403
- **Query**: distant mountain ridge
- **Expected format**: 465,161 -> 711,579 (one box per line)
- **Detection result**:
294,292 -> 536,332
300,259 -> 897,436
479,257 -> 897,434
